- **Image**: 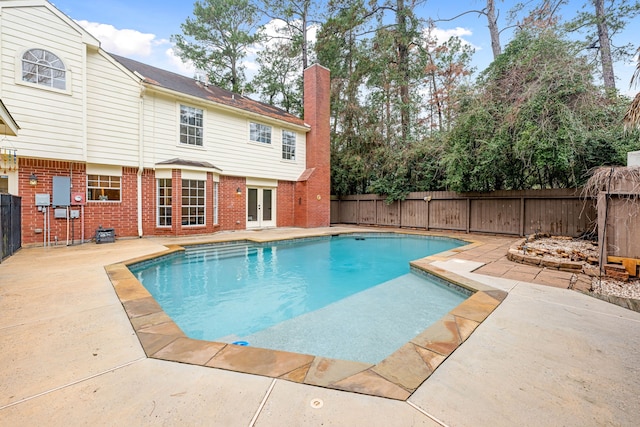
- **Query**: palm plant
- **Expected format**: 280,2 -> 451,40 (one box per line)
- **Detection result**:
624,47 -> 640,131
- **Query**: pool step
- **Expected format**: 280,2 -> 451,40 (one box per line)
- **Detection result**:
184,243 -> 260,260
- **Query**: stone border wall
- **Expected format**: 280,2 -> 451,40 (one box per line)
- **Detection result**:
506,238 -> 586,274
507,237 -> 640,313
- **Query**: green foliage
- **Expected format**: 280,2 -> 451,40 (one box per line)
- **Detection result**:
171,0 -> 261,93
443,29 -> 640,192
169,0 -> 640,200
253,30 -> 304,115
565,0 -> 640,62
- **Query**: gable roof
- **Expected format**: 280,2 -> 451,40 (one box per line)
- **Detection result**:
110,54 -> 307,129
0,99 -> 20,136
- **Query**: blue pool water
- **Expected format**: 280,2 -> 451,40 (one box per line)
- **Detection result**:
130,234 -> 467,363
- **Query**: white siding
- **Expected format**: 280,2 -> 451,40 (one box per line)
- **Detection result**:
85,52 -> 140,166
142,91 -> 307,181
0,6 -> 86,160
0,2 -> 307,181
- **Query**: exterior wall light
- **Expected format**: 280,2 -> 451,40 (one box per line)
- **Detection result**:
236,187 -> 242,195
29,173 -> 38,186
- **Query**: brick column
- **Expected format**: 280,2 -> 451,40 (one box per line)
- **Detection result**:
297,64 -> 330,227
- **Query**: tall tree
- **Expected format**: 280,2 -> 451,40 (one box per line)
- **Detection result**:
171,0 -> 261,93
486,0 -> 502,58
423,27 -> 475,132
435,0 -> 506,61
253,28 -> 304,115
566,0 -> 640,93
444,29 -> 637,191
594,0 -> 616,90
259,0 -> 321,70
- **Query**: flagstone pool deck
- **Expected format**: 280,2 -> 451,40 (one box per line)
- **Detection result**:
2,226 -> 639,426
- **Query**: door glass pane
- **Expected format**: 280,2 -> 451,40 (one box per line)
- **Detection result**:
263,189 -> 272,221
248,188 -> 257,222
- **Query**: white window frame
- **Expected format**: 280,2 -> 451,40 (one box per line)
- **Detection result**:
157,178 -> 172,227
282,130 -> 296,160
213,181 -> 219,225
87,175 -> 121,202
21,49 -> 66,90
250,122 -> 272,144
181,179 -> 206,226
179,105 -> 204,147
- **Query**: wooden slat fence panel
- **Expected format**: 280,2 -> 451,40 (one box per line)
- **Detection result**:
400,200 -> 427,228
524,198 -> 595,237
596,175 -> 640,262
331,188 -> 595,237
469,199 -> 520,235
428,199 -> 467,231
377,201 -> 400,225
359,200 -> 377,224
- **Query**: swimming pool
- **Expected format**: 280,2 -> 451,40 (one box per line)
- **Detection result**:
129,234 -> 467,364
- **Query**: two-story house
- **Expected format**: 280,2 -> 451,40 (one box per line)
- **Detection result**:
0,0 -> 330,246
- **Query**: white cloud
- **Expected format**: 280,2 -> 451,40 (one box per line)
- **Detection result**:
76,20 -> 158,57
427,26 -> 479,51
253,19 -> 319,51
165,47 -> 196,76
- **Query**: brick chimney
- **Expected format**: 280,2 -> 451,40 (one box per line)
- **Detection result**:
295,64 -> 331,228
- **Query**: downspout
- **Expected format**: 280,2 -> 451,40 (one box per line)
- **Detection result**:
137,85 -> 145,238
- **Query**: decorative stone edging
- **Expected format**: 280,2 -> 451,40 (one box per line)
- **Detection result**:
105,232 -> 506,401
507,238 -> 587,273
506,237 -> 640,313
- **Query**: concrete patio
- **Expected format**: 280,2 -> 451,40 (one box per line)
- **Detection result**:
1,227 -> 639,426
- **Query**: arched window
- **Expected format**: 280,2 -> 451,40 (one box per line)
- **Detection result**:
22,49 -> 66,90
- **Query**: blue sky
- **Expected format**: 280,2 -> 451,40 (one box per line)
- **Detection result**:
50,0 -> 638,96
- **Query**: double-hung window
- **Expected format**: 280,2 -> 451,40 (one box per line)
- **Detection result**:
88,175 -> 120,201
157,179 -> 172,226
181,179 -> 205,225
180,105 -> 203,146
22,49 -> 66,90
250,122 -> 272,144
282,130 -> 296,160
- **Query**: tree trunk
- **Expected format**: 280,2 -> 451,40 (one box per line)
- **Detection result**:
396,0 -> 410,144
486,0 -> 501,59
302,0 -> 309,70
594,0 -> 616,91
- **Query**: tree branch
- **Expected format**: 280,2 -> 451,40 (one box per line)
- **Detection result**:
433,9 -> 487,23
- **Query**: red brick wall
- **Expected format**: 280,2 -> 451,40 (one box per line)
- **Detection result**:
219,176 -> 246,230
19,159 -> 138,245
141,169 -> 160,236
19,161 -> 254,244
299,64 -> 331,227
277,180 -> 296,227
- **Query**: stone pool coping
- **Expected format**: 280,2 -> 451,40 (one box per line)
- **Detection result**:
105,231 -> 507,400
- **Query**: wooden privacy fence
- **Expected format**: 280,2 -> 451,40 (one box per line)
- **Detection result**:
597,170 -> 640,276
331,189 -> 596,237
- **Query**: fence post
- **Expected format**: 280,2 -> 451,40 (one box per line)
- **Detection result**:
426,197 -> 430,230
375,199 -> 378,225
520,196 -> 525,237
466,198 -> 471,233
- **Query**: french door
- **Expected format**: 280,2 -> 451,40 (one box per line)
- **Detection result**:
247,187 -> 275,228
